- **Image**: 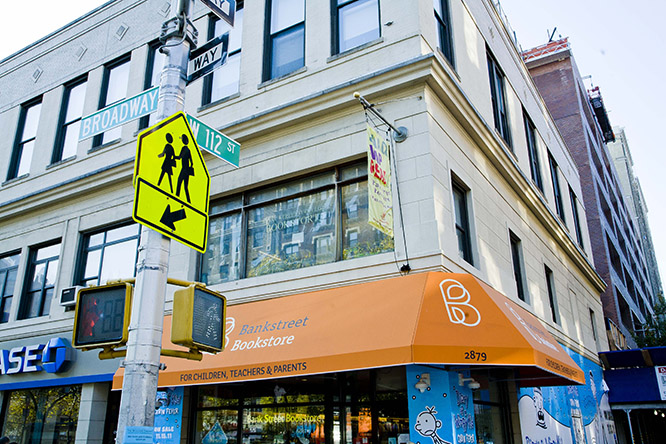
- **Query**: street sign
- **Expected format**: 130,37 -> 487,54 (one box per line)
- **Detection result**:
200,0 -> 235,26
133,112 -> 210,253
188,33 -> 229,83
79,86 -> 159,140
186,114 -> 240,168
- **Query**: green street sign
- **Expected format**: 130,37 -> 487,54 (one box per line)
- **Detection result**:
186,114 -> 240,168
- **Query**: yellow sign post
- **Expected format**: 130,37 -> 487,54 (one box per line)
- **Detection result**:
133,112 -> 210,253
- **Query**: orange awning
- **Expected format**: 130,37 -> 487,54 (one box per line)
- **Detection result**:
113,272 -> 584,389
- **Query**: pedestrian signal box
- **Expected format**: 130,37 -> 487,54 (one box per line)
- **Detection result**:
73,283 -> 133,349
172,285 -> 226,353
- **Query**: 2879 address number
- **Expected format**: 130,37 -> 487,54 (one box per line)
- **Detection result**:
464,350 -> 487,361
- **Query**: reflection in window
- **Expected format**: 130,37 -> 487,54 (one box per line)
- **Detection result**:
1,385 -> 81,443
342,182 -> 393,259
54,77 -> 87,163
94,56 -> 130,147
19,243 -> 60,319
8,99 -> 41,180
0,253 -> 20,323
334,0 -> 380,54
78,223 -> 141,287
202,212 -> 242,284
265,0 -> 305,80
204,3 -> 244,105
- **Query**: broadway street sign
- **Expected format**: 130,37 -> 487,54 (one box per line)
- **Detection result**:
79,86 -> 159,141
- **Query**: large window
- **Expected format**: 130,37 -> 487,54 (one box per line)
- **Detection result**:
264,0 -> 305,81
53,77 -> 87,163
19,242 -> 60,320
76,223 -> 141,287
523,111 -> 543,192
487,52 -> 511,147
139,44 -> 166,129
93,56 -> 130,147
452,177 -> 473,265
8,99 -> 41,180
204,3 -> 244,105
0,253 -> 20,323
509,231 -> 526,302
192,368 -> 407,444
569,186 -> 584,249
548,153 -> 565,222
201,162 -> 393,285
1,385 -> 81,443
333,0 -> 380,54
434,0 -> 454,64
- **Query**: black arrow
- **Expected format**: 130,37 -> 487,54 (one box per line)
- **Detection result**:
161,205 -> 186,230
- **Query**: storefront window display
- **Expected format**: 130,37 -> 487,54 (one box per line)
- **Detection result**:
472,373 -> 512,444
1,384 -> 81,444
201,162 -> 393,285
192,368 -> 408,444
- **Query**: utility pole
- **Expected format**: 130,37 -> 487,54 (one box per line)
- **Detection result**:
115,0 -> 197,442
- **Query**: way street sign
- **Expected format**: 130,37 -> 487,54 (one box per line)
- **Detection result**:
200,0 -> 235,26
187,33 -> 229,83
186,114 -> 240,168
133,112 -> 210,253
79,86 -> 159,140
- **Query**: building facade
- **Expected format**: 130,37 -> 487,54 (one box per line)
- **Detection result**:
0,1 -> 613,443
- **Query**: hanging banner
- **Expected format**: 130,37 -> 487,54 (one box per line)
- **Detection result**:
367,124 -> 393,238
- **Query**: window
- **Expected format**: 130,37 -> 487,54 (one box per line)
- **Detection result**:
544,265 -> 558,323
8,99 -> 41,180
200,162 -> 393,285
569,186 -> 584,249
589,308 -> 597,342
487,52 -> 511,147
509,231 -> 526,302
264,0 -> 305,81
523,111 -> 543,192
93,56 -> 130,147
548,153 -> 565,222
1,385 -> 81,443
0,253 -> 20,323
77,223 -> 141,287
333,0 -> 380,54
434,0 -> 454,64
139,44 -> 166,129
53,77 -> 87,163
19,242 -> 60,319
203,3 -> 244,105
452,178 -> 473,264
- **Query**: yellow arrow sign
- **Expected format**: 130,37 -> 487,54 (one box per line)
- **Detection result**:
133,112 -> 210,253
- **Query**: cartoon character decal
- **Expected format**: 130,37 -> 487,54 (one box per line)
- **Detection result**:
414,406 -> 452,444
533,387 -> 547,429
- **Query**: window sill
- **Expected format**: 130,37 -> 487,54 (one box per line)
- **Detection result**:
47,155 -> 77,169
88,138 -> 121,154
258,66 -> 307,89
327,37 -> 384,63
2,173 -> 29,186
198,92 -> 241,113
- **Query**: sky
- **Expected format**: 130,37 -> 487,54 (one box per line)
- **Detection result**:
1,1 -> 664,291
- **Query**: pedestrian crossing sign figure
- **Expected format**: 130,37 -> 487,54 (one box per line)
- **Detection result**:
133,112 -> 210,253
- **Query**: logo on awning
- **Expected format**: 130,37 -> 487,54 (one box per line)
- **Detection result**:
439,279 -> 481,327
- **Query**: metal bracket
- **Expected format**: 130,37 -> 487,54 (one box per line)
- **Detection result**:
160,13 -> 198,49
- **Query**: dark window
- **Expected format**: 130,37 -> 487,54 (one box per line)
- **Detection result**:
76,223 -> 141,287
544,265 -> 558,323
589,308 -> 597,341
332,0 -> 380,54
523,112 -> 543,192
487,52 -> 511,147
8,99 -> 41,180
203,3 -> 244,105
19,242 -> 60,319
0,253 -> 20,323
452,178 -> 473,264
264,0 -> 305,81
139,43 -> 166,130
93,56 -> 130,147
569,186 -> 584,249
434,0 -> 454,64
548,153 -> 565,222
201,162 -> 393,285
510,231 -> 526,302
53,77 -> 87,163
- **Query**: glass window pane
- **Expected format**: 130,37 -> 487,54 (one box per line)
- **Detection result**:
195,409 -> 239,444
149,49 -> 166,88
89,232 -> 105,247
37,244 -> 60,260
16,140 -> 34,177
24,290 -> 41,318
216,8 -> 244,52
45,259 -> 59,287
65,81 -> 87,122
202,212 -> 242,285
4,269 -> 17,297
249,172 -> 334,205
106,224 -> 140,243
83,249 -> 102,280
271,25 -> 304,79
339,0 -> 379,53
99,240 -> 138,283
247,190 -> 336,277
340,162 -> 366,181
210,196 -> 243,215
270,0 -> 304,33
211,53 -> 241,101
106,61 -> 130,105
42,288 -> 53,316
341,181 -> 393,259
1,296 -> 12,323
242,406 -> 325,444
61,120 -> 81,159
30,263 -> 46,291
22,103 -> 42,140
0,254 -> 20,269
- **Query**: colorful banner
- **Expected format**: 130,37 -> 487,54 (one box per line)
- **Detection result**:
367,124 -> 393,237
154,386 -> 184,444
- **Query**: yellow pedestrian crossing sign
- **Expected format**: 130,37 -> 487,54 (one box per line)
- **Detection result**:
133,112 -> 210,253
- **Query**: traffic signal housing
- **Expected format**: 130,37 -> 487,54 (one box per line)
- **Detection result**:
73,282 -> 133,349
172,284 -> 226,353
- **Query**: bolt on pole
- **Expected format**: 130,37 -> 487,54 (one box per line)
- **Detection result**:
115,0 -> 197,442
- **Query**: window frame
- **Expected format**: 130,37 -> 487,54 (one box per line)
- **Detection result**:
452,177 -> 474,265
548,153 -> 566,222
434,0 -> 454,65
509,231 -> 526,303
7,98 -> 42,180
139,42 -> 165,130
53,76 -> 87,164
487,51 -> 511,148
523,111 -> 543,192
331,0 -> 381,55
18,242 -> 61,320
544,265 -> 558,324
92,55 -> 131,148
0,252 -> 20,324
569,186 -> 584,250
263,0 -> 306,82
